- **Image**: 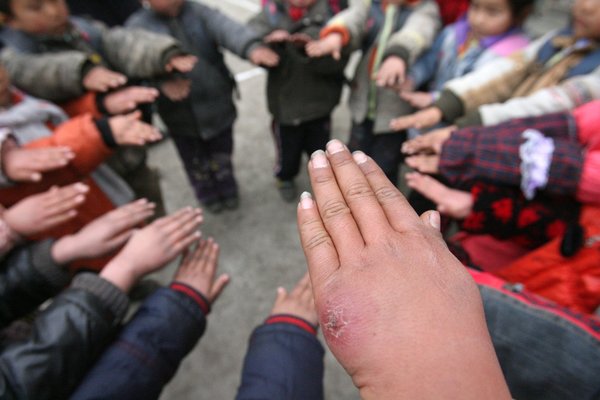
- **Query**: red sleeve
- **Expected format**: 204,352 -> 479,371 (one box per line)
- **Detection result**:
59,92 -> 102,119
573,100 -> 600,149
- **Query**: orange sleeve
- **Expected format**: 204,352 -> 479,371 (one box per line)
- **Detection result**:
320,25 -> 351,46
59,92 -> 102,119
26,113 -> 112,176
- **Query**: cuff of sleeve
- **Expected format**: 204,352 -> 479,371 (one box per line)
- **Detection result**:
80,59 -> 98,88
265,314 -> 318,336
31,239 -> 71,289
72,273 -> 130,322
455,110 -> 483,128
433,89 -> 465,123
94,117 -> 117,148
161,46 -> 185,70
383,45 -> 410,66
320,25 -> 351,46
170,282 -> 211,315
95,92 -> 109,115
242,40 -> 263,60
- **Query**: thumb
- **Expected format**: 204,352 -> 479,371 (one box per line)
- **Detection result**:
333,49 -> 341,60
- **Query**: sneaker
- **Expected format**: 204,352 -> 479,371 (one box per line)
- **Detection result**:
223,196 -> 239,210
204,201 -> 223,214
277,180 -> 297,203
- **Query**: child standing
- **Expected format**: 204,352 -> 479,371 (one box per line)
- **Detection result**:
248,0 -> 349,202
401,0 -> 533,112
126,0 -> 279,213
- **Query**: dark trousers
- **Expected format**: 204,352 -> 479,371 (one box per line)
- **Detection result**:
272,116 -> 331,181
347,119 -> 406,185
171,127 -> 237,205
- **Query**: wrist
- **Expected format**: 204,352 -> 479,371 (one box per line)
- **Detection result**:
51,234 -> 77,265
100,258 -> 140,293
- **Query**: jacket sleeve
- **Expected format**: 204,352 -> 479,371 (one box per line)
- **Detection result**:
200,5 -> 262,59
322,0 -> 372,50
383,0 -> 441,65
235,320 -> 325,400
70,287 -> 207,400
247,8 -> 275,38
0,240 -> 70,328
0,48 -> 88,102
0,273 -> 128,400
0,129 -> 14,188
474,71 -> 600,127
100,25 -> 182,78
25,114 -> 113,177
434,31 -> 553,123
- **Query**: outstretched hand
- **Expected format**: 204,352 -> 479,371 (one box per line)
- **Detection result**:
1,138 -> 74,182
173,238 -> 229,304
3,183 -> 89,237
109,110 -> 162,146
305,33 -> 343,60
100,207 -> 204,293
249,46 -> 280,67
165,55 -> 198,73
51,199 -> 156,265
375,56 -> 406,88
102,86 -> 160,115
82,66 -> 127,92
270,272 -> 317,326
296,140 -> 510,399
389,106 -> 443,131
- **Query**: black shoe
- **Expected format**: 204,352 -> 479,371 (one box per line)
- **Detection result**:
277,180 -> 297,203
223,196 -> 239,210
204,201 -> 223,214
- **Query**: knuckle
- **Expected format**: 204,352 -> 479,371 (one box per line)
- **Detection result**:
344,182 -> 374,202
374,185 -> 402,203
329,155 -> 353,168
320,199 -> 351,221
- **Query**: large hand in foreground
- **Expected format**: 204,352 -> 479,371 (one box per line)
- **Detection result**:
101,207 -> 203,293
297,140 -> 510,399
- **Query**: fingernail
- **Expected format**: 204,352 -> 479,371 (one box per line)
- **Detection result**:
429,211 -> 441,231
31,173 -> 41,181
326,139 -> 344,154
299,191 -> 314,209
352,151 -> 368,164
75,183 -> 89,192
311,150 -> 328,168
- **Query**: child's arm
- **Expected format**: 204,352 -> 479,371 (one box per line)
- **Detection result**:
71,238 -> 228,400
236,273 -> 324,400
0,206 -> 202,400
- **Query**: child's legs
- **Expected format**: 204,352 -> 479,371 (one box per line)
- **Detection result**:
369,131 -> 407,185
301,116 -> 331,158
272,120 -> 305,182
205,126 -> 238,200
347,119 -> 375,154
171,134 -> 219,205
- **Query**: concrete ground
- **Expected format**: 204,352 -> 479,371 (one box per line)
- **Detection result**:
143,1 -> 570,398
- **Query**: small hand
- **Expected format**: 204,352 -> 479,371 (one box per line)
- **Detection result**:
389,107 -> 443,131
2,138 -> 74,182
305,33 -> 343,60
165,55 -> 198,73
173,238 -> 230,304
103,86 -> 160,115
249,46 -> 280,67
400,91 -> 435,109
109,110 -> 162,146
264,29 -> 291,43
82,66 -> 127,92
270,272 -> 317,326
52,199 -> 156,264
160,78 -> 192,101
3,183 -> 89,237
375,56 -> 406,88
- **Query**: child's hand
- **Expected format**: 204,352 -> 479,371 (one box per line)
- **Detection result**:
83,66 -> 127,92
270,273 -> 317,326
160,78 -> 192,101
100,207 -> 204,293
108,110 -> 162,146
103,86 -> 160,115
305,33 -> 343,60
3,183 -> 89,237
2,138 -> 74,182
51,199 -> 156,265
289,33 -> 312,47
400,91 -> 434,109
264,29 -> 291,43
165,55 -> 198,73
389,106 -> 443,131
173,238 -> 230,304
249,46 -> 280,67
375,56 -> 406,88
